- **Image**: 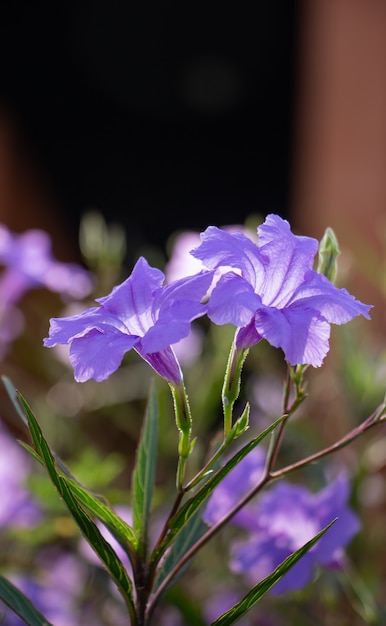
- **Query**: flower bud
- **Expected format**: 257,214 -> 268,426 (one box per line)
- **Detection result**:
317,226 -> 340,283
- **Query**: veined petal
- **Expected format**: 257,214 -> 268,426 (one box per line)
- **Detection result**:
207,273 -> 262,327
70,328 -> 138,382
137,346 -> 182,385
160,269 -> 214,303
140,318 -> 191,353
191,226 -> 265,287
235,320 -> 262,350
43,307 -> 118,347
257,214 -> 319,307
289,271 -> 372,323
254,305 -> 331,366
97,257 -> 164,335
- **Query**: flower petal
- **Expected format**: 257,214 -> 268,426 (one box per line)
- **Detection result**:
207,273 -> 262,327
254,305 -> 331,366
290,271 -> 372,323
97,257 -> 164,334
256,214 -> 319,307
137,346 -> 182,385
69,328 -> 138,382
43,307 -> 114,347
191,226 -> 265,287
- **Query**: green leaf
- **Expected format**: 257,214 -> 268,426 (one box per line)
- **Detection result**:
19,442 -> 138,559
16,392 -> 136,621
1,375 -> 29,425
151,415 -> 285,565
210,520 -> 337,625
156,506 -> 208,589
131,380 -> 158,554
0,575 -> 55,626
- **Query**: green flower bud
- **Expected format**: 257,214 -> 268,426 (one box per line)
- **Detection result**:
317,226 -> 340,283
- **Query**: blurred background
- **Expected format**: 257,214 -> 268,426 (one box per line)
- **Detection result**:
1,1 -> 386,624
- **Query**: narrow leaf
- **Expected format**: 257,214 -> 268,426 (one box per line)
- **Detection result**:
1,375 -> 28,425
0,575 -> 55,626
210,520 -> 337,626
16,392 -> 136,621
19,441 -> 138,559
131,380 -> 158,551
156,506 -> 208,589
151,415 -> 285,564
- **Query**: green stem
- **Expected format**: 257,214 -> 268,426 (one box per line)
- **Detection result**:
266,363 -> 307,473
222,337 -> 249,439
170,383 -> 193,490
147,401 -> 386,615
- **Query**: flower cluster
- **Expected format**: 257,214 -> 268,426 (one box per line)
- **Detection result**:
44,215 -> 370,382
204,447 -> 361,595
1,213 -> 381,626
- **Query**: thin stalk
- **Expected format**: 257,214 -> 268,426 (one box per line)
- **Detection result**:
266,364 -> 307,473
272,403 -> 386,479
146,472 -> 273,621
147,402 -> 386,618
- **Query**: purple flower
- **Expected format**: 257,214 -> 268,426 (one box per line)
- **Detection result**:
1,551 -> 94,626
204,449 -> 361,594
44,257 -> 213,384
191,214 -> 371,366
0,225 -> 93,356
0,225 -> 93,303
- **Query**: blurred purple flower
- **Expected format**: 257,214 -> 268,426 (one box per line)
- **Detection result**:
204,448 -> 361,594
0,224 -> 94,357
204,588 -> 252,625
0,225 -> 93,303
1,551 -> 95,626
44,256 -> 213,384
0,422 -> 41,527
191,214 -> 371,367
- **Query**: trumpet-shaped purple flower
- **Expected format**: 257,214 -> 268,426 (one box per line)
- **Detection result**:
191,214 -> 371,366
44,257 -> 213,384
204,448 -> 361,594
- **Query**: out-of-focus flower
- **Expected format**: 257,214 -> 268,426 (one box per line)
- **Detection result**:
44,257 -> 213,384
191,214 -> 371,367
165,232 -> 204,283
0,225 -> 94,357
204,588 -> 252,625
0,421 -> 41,528
204,448 -> 361,594
0,225 -> 93,303
0,552 -> 88,626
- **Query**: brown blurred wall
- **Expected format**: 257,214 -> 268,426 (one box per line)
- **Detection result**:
292,0 -> 386,331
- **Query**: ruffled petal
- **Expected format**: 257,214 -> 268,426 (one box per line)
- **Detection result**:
290,271 -> 372,323
254,305 -> 331,366
97,257 -> 164,334
256,214 -> 319,307
207,273 -> 262,327
43,307 -> 115,347
191,226 -> 265,287
69,328 -> 138,382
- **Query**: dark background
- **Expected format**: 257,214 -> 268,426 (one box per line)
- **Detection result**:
0,1 -> 300,259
